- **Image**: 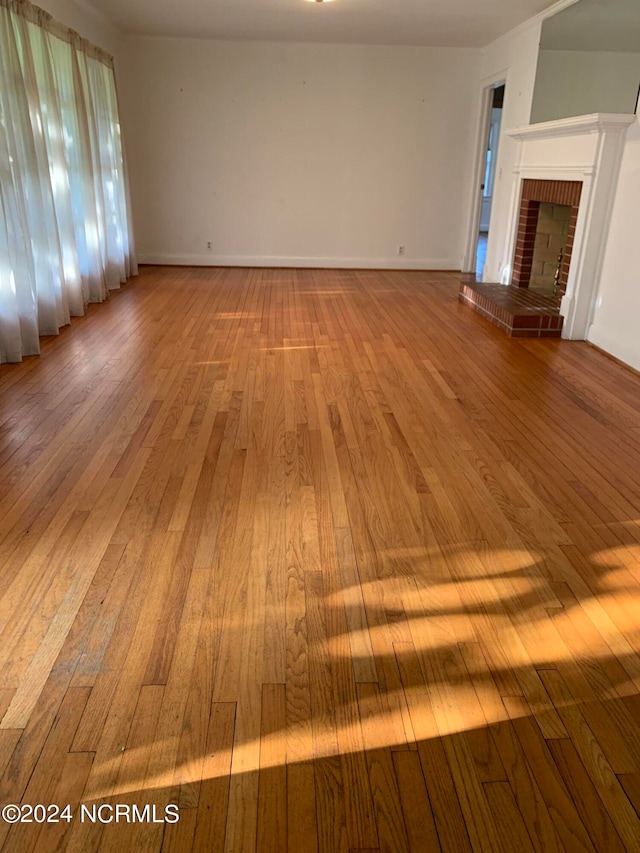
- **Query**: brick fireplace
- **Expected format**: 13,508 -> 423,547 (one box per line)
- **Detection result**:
460,114 -> 635,340
511,179 -> 582,293
504,114 -> 634,340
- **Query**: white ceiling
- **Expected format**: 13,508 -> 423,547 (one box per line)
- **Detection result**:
541,0 -> 640,52
82,0 -> 559,47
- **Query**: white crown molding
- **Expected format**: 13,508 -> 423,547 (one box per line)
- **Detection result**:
481,0 -> 580,53
73,0 -> 123,35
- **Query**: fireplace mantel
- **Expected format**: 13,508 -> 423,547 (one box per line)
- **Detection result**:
507,113 -> 636,142
503,113 -> 636,340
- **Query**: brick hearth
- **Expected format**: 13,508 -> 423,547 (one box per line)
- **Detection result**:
458,280 -> 563,337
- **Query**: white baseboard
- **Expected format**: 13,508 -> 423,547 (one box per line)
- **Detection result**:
137,253 -> 460,271
587,324 -> 640,373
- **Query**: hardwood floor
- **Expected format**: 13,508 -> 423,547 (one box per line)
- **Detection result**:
1,265 -> 640,852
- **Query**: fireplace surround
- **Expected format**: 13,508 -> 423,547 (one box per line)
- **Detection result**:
505,114 -> 635,339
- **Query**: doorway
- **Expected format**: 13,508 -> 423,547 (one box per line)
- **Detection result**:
476,84 -> 505,278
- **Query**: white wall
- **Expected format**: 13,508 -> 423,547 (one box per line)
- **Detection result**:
531,50 -> 640,123
588,115 -> 640,371
118,38 -> 479,268
473,21 -> 543,283
35,0 -> 121,56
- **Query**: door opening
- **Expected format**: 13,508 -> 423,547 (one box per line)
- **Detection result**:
476,83 -> 505,278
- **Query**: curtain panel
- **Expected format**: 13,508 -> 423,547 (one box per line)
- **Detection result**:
0,0 -> 137,364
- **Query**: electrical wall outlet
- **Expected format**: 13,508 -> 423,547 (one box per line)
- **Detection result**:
398,245 -> 405,256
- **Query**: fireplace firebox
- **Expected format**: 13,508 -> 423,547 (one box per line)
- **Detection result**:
511,179 -> 582,293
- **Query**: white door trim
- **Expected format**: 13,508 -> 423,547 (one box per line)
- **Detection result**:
461,71 -> 509,275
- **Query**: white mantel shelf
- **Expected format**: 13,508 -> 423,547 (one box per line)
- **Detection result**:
501,112 -> 637,341
507,113 -> 636,142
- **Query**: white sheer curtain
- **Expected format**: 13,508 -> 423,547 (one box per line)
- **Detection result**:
0,0 -> 136,364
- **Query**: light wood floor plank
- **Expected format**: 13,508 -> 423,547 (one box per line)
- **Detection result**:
2,266 -> 640,850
